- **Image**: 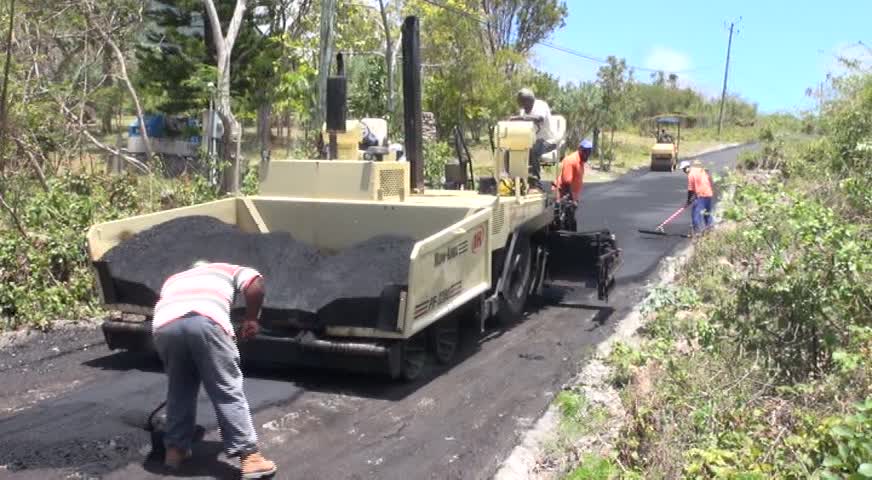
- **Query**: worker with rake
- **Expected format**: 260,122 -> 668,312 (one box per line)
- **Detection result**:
151,260 -> 277,479
680,159 -> 714,234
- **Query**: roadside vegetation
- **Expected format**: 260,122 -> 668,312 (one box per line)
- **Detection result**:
556,62 -> 871,479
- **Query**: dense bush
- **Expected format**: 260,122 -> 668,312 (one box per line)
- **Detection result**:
0,172 -> 219,330
603,71 -> 872,479
614,224 -> 871,478
423,141 -> 453,187
720,181 -> 871,380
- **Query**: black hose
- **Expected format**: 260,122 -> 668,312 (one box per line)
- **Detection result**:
145,400 -> 167,432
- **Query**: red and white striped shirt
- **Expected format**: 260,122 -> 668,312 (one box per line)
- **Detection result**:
152,263 -> 262,336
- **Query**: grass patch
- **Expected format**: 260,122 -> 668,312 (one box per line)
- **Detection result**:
563,454 -> 623,480
540,389 -> 614,476
604,342 -> 647,388
555,390 -> 610,439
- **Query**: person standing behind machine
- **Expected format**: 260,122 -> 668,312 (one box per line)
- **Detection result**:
511,88 -> 557,180
555,139 -> 593,203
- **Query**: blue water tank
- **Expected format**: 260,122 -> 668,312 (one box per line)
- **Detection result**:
128,114 -> 165,138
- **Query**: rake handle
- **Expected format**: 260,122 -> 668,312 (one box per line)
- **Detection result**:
656,204 -> 688,230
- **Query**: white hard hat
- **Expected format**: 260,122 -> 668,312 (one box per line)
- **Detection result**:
679,160 -> 691,170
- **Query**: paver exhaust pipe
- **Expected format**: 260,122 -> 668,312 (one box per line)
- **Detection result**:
402,16 -> 423,191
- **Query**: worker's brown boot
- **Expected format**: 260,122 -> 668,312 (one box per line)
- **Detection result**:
240,451 -> 277,479
164,447 -> 192,470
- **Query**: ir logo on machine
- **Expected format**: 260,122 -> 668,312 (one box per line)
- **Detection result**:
472,226 -> 485,254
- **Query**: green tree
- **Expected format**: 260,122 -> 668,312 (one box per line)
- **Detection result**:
406,0 -> 567,141
481,0 -> 568,69
1,0 -> 149,178
553,81 -> 602,151
347,55 -> 388,119
596,56 -> 633,168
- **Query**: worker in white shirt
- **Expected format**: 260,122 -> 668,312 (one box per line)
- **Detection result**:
511,88 -> 557,180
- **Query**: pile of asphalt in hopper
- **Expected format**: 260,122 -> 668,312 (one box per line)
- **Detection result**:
101,216 -> 414,314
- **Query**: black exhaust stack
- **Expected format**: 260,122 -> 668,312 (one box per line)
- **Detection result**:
402,16 -> 424,191
326,53 -> 347,159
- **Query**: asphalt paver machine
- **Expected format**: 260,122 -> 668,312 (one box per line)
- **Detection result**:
86,17 -> 623,381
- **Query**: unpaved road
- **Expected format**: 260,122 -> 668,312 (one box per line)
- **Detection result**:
0,145 -> 755,480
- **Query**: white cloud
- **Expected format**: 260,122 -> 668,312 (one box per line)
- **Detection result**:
823,42 -> 872,76
644,46 -> 693,74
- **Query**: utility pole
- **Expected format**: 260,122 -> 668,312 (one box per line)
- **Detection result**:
818,81 -> 824,114
717,20 -> 736,137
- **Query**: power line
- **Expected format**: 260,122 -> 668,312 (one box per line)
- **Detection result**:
538,41 -> 709,74
418,0 -> 707,75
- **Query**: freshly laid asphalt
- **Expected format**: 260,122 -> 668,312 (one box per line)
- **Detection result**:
0,144 -> 755,480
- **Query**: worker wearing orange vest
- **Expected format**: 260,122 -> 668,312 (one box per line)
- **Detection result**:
680,159 -> 714,233
555,139 -> 592,202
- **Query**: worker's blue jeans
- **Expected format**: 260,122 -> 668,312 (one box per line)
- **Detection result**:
692,196 -> 713,233
154,314 -> 258,457
529,139 -> 556,179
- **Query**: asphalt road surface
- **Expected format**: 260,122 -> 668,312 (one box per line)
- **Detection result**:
0,145 -> 755,480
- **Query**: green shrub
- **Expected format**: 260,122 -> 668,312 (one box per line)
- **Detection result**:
0,171 -> 219,330
606,342 -> 647,387
816,398 -> 872,479
423,141 -> 453,188
722,182 -> 871,379
606,71 -> 871,480
564,454 -> 623,480
241,164 -> 261,195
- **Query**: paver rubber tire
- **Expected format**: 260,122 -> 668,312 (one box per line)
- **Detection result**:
429,317 -> 460,365
496,234 -> 532,325
400,333 -> 428,381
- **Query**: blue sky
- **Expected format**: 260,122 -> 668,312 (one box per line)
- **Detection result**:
531,0 -> 872,113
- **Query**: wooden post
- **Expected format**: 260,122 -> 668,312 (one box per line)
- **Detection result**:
110,132 -> 124,174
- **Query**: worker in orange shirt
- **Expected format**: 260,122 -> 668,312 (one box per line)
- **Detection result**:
555,139 -> 592,203
680,159 -> 714,234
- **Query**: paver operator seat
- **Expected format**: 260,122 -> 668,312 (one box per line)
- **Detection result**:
539,115 -> 566,166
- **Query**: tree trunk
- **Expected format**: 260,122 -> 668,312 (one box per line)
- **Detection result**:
100,48 -> 113,134
215,58 -> 240,193
257,102 -> 270,155
204,0 -> 247,193
316,0 -> 336,131
377,0 -> 394,121
257,102 -> 271,178
0,0 -> 18,173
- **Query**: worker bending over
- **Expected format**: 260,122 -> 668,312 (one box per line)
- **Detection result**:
680,160 -> 714,234
555,139 -> 593,202
152,261 -> 277,479
511,88 -> 557,180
